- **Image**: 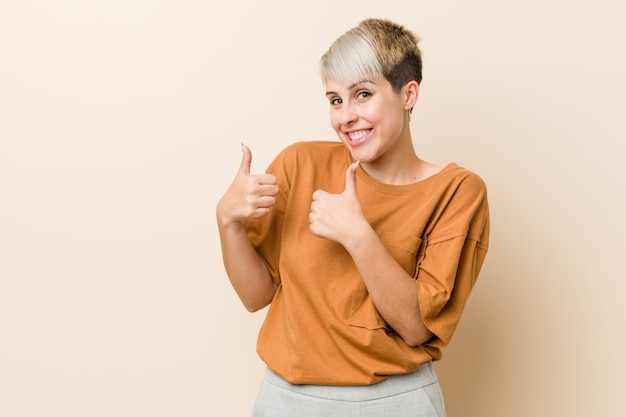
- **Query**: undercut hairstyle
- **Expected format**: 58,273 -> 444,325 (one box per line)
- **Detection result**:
320,18 -> 423,93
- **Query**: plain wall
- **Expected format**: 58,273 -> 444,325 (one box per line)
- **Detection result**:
1,1 -> 624,416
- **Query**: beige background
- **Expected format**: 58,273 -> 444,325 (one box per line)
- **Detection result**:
1,1 -> 624,416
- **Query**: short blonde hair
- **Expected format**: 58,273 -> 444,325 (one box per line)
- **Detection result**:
320,18 -> 423,93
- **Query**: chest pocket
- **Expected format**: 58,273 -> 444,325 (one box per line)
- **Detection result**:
380,232 -> 423,277
349,234 -> 423,331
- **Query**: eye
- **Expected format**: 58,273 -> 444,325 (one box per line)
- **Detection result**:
356,91 -> 372,100
329,97 -> 342,106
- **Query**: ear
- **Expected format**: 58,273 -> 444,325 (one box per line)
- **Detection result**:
403,81 -> 419,111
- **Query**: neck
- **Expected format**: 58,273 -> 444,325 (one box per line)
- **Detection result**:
360,142 -> 423,185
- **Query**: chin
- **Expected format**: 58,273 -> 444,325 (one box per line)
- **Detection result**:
342,140 -> 378,163
349,150 -> 377,164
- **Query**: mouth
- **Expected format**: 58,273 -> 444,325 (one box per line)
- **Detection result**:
347,129 -> 372,145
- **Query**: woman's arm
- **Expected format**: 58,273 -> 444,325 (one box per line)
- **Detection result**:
216,145 -> 278,312
343,226 -> 433,346
309,162 -> 431,345
310,162 -> 489,347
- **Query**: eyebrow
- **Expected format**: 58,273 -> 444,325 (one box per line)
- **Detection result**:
325,79 -> 375,97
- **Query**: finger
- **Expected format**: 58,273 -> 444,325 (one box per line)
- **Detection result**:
249,207 -> 271,219
312,189 -> 327,201
344,161 -> 359,195
256,173 -> 277,185
239,143 -> 252,176
255,196 -> 276,209
256,184 -> 279,197
244,196 -> 275,219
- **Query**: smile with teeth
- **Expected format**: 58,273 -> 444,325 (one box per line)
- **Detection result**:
347,129 -> 371,141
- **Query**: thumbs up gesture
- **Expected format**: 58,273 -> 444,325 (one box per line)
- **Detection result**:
217,144 -> 278,225
309,161 -> 367,245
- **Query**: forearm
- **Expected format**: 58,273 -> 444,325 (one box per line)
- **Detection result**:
218,219 -> 276,312
344,226 -> 433,346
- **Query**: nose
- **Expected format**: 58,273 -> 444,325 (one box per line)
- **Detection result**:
340,103 -> 357,125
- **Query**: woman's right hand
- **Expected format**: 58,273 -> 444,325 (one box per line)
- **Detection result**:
216,144 -> 278,312
216,144 -> 278,226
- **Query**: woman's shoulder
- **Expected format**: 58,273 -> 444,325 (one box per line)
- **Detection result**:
438,163 -> 487,191
268,141 -> 351,176
431,163 -> 489,215
281,140 -> 346,157
267,141 -> 351,190
276,141 -> 349,168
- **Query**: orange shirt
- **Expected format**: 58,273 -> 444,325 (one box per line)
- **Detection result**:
245,141 -> 490,385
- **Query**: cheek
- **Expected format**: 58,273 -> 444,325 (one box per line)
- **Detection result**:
329,112 -> 341,131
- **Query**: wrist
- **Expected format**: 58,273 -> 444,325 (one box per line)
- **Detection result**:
216,205 -> 244,231
342,220 -> 376,253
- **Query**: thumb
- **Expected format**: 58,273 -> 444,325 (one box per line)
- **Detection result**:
344,161 -> 359,195
238,143 -> 252,176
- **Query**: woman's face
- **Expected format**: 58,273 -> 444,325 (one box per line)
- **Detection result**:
325,75 -> 415,167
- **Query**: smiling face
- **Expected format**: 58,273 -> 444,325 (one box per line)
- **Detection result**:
325,75 -> 418,168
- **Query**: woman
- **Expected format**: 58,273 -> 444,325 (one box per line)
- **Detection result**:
217,18 -> 490,417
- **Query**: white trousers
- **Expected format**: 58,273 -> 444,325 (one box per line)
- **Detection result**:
251,361 -> 446,417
